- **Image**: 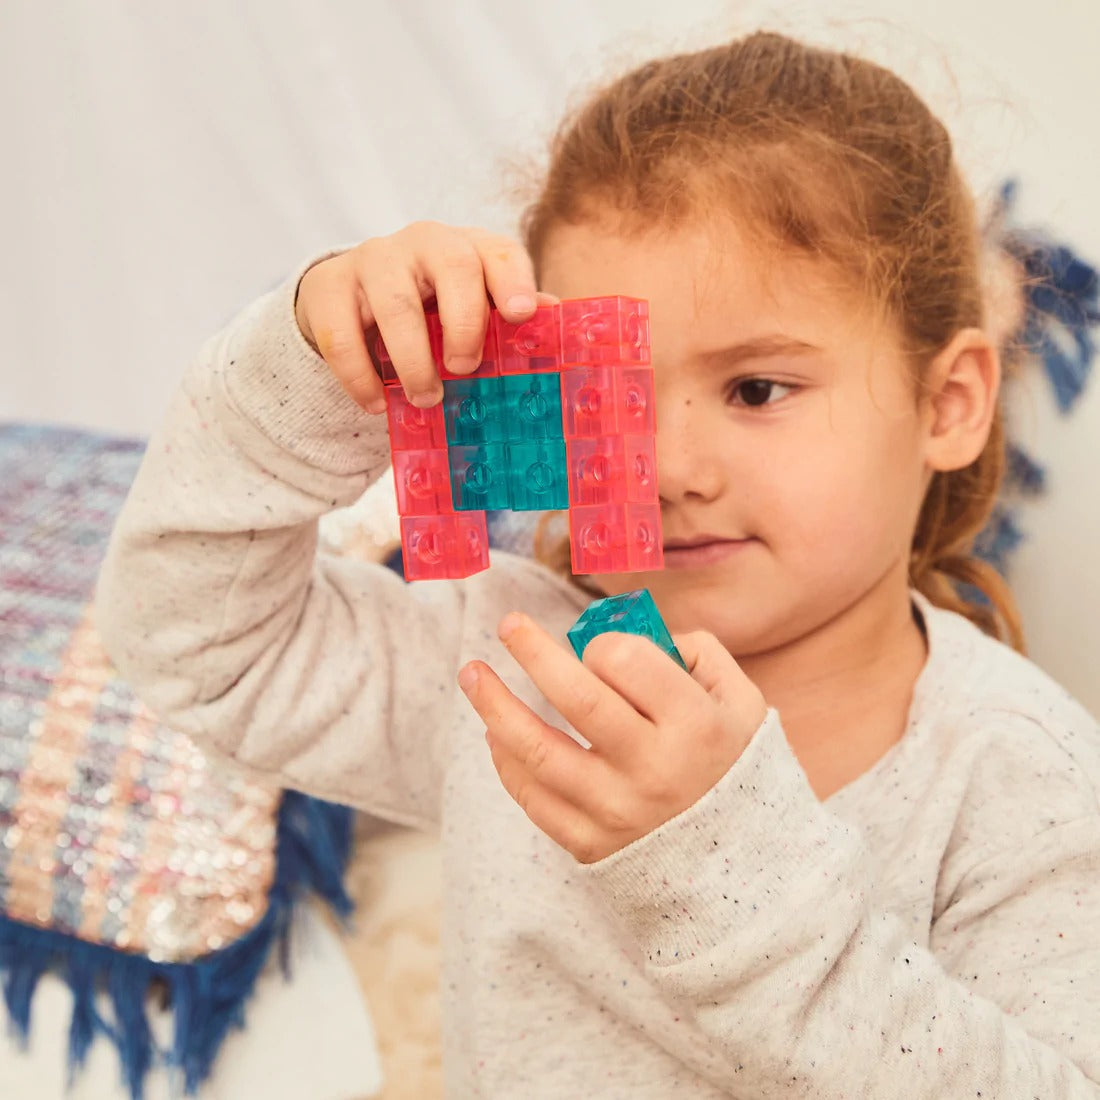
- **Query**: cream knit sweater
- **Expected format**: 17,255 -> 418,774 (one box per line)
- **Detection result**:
98,271 -> 1100,1098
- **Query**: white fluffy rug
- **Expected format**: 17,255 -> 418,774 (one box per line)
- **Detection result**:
319,498 -> 446,1099
336,819 -> 444,1100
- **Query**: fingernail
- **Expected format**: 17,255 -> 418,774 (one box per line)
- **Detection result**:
446,356 -> 479,375
367,397 -> 387,414
505,294 -> 536,314
498,612 -> 523,641
458,664 -> 478,692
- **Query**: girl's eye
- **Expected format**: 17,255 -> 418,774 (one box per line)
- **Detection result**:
727,378 -> 794,407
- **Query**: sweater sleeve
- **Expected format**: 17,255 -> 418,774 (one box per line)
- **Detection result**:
582,710 -> 1100,1098
96,262 -> 464,829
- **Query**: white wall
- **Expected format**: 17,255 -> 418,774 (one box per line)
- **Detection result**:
3,0 -> 1098,709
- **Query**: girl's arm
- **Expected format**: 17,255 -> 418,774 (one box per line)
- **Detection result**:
99,225 -> 542,825
96,264 -> 463,827
584,714 -> 1100,1097
465,615 -> 1100,1097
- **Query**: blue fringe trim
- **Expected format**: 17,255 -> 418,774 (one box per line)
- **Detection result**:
974,504 -> 1025,576
973,181 -> 1099,573
0,791 -> 353,1099
997,179 -> 1099,414
1004,442 -> 1047,496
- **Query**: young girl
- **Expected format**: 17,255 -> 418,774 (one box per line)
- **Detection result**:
98,31 -> 1100,1097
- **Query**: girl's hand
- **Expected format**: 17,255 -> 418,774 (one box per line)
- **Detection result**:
294,222 -> 548,414
458,613 -> 768,864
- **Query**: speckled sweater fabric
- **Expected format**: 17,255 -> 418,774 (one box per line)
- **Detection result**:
97,270 -> 1100,1099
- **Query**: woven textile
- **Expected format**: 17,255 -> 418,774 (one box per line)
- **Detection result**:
0,422 -> 354,1097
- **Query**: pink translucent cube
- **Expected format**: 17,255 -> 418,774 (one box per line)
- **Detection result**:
561,367 -> 618,438
566,436 -> 659,506
494,305 -> 562,374
568,503 -> 664,574
391,449 -> 455,516
560,297 -> 650,366
385,387 -> 448,450
400,513 -> 490,580
561,367 -> 657,439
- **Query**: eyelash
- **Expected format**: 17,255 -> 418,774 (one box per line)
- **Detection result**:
724,377 -> 796,408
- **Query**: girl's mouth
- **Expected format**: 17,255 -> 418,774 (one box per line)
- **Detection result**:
662,537 -> 755,569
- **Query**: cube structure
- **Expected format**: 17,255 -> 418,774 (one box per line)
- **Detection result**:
567,589 -> 687,670
373,297 -> 663,581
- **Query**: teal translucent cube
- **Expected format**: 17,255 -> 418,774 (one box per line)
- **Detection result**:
567,589 -> 687,669
443,378 -> 506,445
505,441 -> 569,511
449,444 -> 511,510
502,373 -> 564,442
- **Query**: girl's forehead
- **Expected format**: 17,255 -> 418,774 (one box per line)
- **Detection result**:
540,218 -> 879,348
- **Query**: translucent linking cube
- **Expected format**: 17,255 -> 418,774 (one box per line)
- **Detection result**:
567,588 -> 687,670
385,387 -> 448,451
449,441 -> 569,513
560,366 -> 655,438
392,448 -> 453,515
566,435 -> 658,507
399,513 -> 490,581
568,503 -> 663,574
372,296 -> 663,581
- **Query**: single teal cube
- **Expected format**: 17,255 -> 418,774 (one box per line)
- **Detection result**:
449,444 -> 511,510
443,378 -> 506,445
567,589 -> 687,670
506,441 -> 569,511
502,373 -> 564,442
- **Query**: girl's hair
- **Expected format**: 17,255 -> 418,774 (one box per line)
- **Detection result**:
521,30 -> 1024,650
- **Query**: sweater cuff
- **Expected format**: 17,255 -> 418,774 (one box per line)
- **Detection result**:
582,709 -> 860,965
220,253 -> 392,476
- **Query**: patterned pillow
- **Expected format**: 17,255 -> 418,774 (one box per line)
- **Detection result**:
0,423 -> 354,1098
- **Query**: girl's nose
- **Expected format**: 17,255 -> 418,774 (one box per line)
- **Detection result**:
654,397 -> 726,504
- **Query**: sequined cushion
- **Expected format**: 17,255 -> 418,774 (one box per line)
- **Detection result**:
1,425 -> 280,962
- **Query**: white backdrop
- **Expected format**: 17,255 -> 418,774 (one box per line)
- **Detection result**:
3,0 -> 1098,710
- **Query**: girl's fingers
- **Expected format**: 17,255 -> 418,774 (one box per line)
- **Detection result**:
302,267 -> 383,411
302,224 -> 545,409
673,631 -> 768,728
429,228 -> 542,377
418,233 -> 491,375
486,734 -> 604,864
579,631 -> 706,725
460,660 -> 617,810
361,264 -> 441,408
495,614 -> 648,756
581,629 -> 765,732
464,229 -> 540,322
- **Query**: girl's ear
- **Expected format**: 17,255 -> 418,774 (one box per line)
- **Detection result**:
922,327 -> 1001,472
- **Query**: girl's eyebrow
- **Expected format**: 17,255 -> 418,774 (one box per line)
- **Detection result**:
692,335 -> 821,367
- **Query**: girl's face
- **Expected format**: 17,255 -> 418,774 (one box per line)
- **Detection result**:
539,215 -> 932,657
